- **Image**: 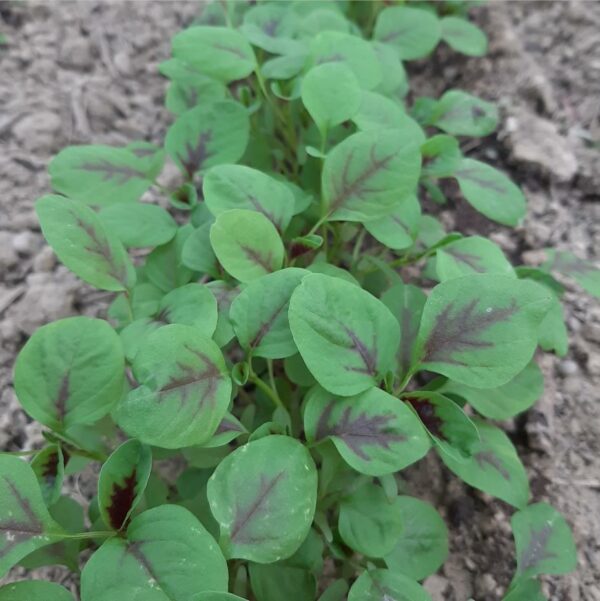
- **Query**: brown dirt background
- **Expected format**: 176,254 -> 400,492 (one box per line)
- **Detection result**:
0,2 -> 599,600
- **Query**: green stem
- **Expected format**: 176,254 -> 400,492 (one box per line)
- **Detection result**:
248,362 -> 285,413
350,228 -> 367,271
62,530 -> 115,541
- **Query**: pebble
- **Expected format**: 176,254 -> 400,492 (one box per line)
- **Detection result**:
32,245 -> 56,273
12,111 -> 61,152
424,574 -> 448,601
558,359 -> 579,377
11,230 -> 39,256
0,232 -> 18,269
58,37 -> 94,70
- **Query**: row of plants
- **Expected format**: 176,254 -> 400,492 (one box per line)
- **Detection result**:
3,1 -> 598,600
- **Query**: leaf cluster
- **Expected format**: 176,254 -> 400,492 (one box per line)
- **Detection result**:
4,1 -> 595,600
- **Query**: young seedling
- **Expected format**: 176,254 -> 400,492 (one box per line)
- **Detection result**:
3,2 -> 591,600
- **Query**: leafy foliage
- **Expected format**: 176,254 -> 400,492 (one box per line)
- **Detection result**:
4,1 -> 586,599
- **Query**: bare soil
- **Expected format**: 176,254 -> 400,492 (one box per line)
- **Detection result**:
0,2 -> 598,600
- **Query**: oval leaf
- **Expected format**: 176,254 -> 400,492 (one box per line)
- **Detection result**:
304,386 -> 431,476
203,164 -> 295,232
30,445 -> 64,507
512,502 -> 577,580
81,505 -> 228,601
0,455 -> 65,576
322,129 -> 421,223
14,316 -> 124,431
116,324 -> 231,448
98,439 -> 152,531
165,101 -> 250,179
433,90 -> 498,137
289,274 -> 400,396
210,209 -> 284,283
36,195 -> 136,292
230,268 -> 307,359
0,581 -> 74,601
348,569 -> 432,601
440,420 -> 529,508
207,435 -> 317,563
415,274 -> 552,388
441,16 -> 487,57
454,159 -> 526,226
384,496 -> 449,581
364,194 -> 421,251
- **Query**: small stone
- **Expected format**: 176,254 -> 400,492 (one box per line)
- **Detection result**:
423,574 -> 448,601
58,37 -> 94,70
0,231 -> 18,270
113,50 -> 133,75
587,354 -> 600,377
32,246 -> 56,273
0,319 -> 18,342
558,359 -> 579,377
11,231 -> 39,256
582,324 -> 600,345
476,573 -> 497,595
12,111 -> 62,152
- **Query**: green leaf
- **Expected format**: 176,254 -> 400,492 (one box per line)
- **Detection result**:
420,134 -> 462,178
116,324 -> 231,448
207,435 -> 317,563
502,580 -> 546,601
338,483 -> 402,557
436,236 -> 514,281
364,195 -> 421,251
454,158 -> 527,226
0,455 -> 65,576
415,274 -> 551,388
384,496 -> 448,581
98,203 -> 177,248
165,75 -> 227,115
374,6 -> 441,60
322,129 -> 421,223
172,26 -> 256,82
230,268 -> 307,359
304,386 -> 430,476
441,360 -> 544,420
98,439 -> 152,531
14,316 -> 124,431
0,581 -> 74,601
309,31 -> 382,90
301,62 -> 361,133
544,249 -> 600,298
440,420 -> 529,508
284,353 -> 316,388
289,274 -> 400,396
440,16 -> 487,57
249,564 -> 316,601
241,4 -> 303,55
208,281 -> 240,347
352,92 -> 412,134
512,503 -> 577,580
196,594 -> 248,601
538,297 -> 568,356
181,222 -> 219,278
30,445 -> 64,507
210,209 -> 284,282
404,392 -> 480,460
381,281 -> 427,380
348,569 -> 433,601
372,41 -> 409,99
145,225 -> 194,292
49,145 -> 160,206
81,505 -> 228,601
204,414 -> 247,448
433,90 -> 498,137
318,580 -> 349,601
158,283 -> 219,337
36,195 -> 136,292
165,101 -> 250,179
204,164 -> 295,232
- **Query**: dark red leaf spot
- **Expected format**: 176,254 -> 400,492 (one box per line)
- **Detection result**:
404,396 -> 444,439
474,450 -> 511,481
520,525 -> 557,572
107,469 -> 137,530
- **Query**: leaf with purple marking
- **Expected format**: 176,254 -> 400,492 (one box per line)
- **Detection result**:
181,220 -> 220,279
432,90 -> 498,137
115,324 -> 231,449
165,101 -> 250,179
30,445 -> 64,507
0,581 -> 74,601
440,420 -> 529,508
511,503 -> 576,581
80,505 -> 228,601
364,194 -> 421,251
165,74 -> 227,115
403,392 -> 479,461
415,274 -> 552,388
543,249 -> 600,299
230,268 -> 307,359
440,360 -> 544,420
203,164 -> 296,232
348,569 -> 433,601
36,195 -> 136,292
321,128 -> 421,223
241,3 -> 304,55
420,134 -> 462,178
0,455 -> 66,577
49,144 -> 161,206
207,281 -> 240,348
98,439 -> 152,531
436,236 -> 514,281
210,209 -> 284,283
203,413 -> 247,448
454,158 -> 526,226
289,274 -> 400,396
172,26 -> 256,82
304,386 -> 430,476
381,281 -> 426,383
207,435 -> 317,563
374,6 -> 441,60
14,317 -> 125,432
